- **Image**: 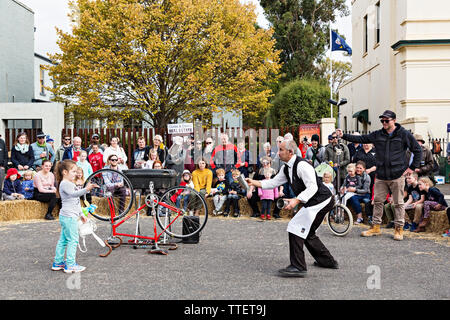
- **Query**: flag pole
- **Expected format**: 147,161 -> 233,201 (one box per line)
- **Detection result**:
329,22 -> 333,118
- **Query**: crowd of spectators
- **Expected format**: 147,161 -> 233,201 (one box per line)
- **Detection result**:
0,129 -> 448,236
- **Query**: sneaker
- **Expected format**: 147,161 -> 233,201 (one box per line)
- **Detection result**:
385,221 -> 395,229
403,222 -> 411,230
354,217 -> 364,225
409,222 -> 418,232
266,214 -> 271,220
260,214 -> 266,220
212,209 -> 218,216
273,214 -> 281,219
222,212 -> 228,217
233,212 -> 240,218
51,261 -> 66,271
64,264 -> 86,273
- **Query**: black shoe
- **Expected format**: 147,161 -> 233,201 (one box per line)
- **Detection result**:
385,221 -> 395,229
250,213 -> 260,218
278,265 -> 307,277
273,214 -> 281,219
45,213 -> 55,220
233,212 -> 240,218
223,212 -> 229,217
313,261 -> 339,269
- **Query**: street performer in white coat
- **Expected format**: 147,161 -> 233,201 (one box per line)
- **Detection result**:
246,139 -> 338,277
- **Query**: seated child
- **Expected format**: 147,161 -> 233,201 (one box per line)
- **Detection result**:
170,170 -> 194,213
75,166 -> 92,204
348,161 -> 372,225
322,171 -> 335,195
225,169 -> 246,218
414,176 -> 448,233
258,168 -> 279,220
76,150 -> 93,180
21,170 -> 35,200
403,172 -> 425,231
211,168 -> 229,216
3,168 -> 25,200
340,163 -> 358,207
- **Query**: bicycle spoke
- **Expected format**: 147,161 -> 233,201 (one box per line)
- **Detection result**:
155,186 -> 208,239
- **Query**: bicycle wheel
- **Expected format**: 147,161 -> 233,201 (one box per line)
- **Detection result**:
327,203 -> 353,236
155,186 -> 208,239
83,168 -> 134,222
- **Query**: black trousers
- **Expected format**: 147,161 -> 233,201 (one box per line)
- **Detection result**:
33,190 -> 58,216
288,197 -> 337,271
247,191 -> 260,215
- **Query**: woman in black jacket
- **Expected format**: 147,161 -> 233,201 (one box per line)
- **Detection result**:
10,132 -> 34,174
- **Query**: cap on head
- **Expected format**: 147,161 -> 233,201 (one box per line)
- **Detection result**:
379,110 -> 396,119
413,133 -> 425,144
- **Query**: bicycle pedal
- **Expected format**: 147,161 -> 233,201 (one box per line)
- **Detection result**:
148,249 -> 168,255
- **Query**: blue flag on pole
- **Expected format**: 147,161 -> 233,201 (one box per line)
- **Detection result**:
331,30 -> 352,55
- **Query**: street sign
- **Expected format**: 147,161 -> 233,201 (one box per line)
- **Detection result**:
167,123 -> 194,135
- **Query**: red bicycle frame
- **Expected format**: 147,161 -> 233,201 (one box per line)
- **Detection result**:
106,197 -> 182,243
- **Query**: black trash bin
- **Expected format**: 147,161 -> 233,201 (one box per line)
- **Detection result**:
122,169 -> 178,190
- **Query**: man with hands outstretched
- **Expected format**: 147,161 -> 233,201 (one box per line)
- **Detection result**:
246,139 -> 338,277
335,110 -> 422,240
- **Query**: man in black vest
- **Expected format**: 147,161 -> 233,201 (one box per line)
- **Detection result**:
247,140 -> 338,277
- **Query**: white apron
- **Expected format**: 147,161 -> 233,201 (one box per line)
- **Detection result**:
287,196 -> 332,239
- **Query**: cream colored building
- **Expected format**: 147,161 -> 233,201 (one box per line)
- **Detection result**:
338,0 -> 450,141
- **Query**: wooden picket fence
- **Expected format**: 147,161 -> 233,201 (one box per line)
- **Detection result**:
60,126 -> 301,169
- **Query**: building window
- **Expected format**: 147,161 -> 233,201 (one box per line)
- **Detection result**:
40,66 -> 45,95
363,15 -> 368,54
375,1 -> 381,44
6,119 -> 42,129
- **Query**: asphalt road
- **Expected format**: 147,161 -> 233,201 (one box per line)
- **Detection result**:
0,216 -> 449,301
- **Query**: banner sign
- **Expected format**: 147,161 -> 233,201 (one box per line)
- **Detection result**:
167,123 -> 194,135
299,124 -> 321,142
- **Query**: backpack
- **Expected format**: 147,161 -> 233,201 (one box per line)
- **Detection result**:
432,140 -> 442,154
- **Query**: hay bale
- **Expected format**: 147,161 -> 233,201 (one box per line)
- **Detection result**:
427,210 -> 450,234
204,197 -> 293,217
0,200 -> 59,221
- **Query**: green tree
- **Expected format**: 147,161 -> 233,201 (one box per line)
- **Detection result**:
260,0 -> 349,81
266,79 -> 331,127
316,57 -> 352,97
49,0 -> 281,128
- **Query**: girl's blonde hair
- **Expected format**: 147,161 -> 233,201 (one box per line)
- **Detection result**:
79,150 -> 88,158
346,163 -> 356,172
322,171 -> 333,182
418,176 -> 434,187
23,170 -> 34,179
76,166 -> 85,181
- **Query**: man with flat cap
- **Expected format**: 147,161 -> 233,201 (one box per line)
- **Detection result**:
336,110 -> 422,241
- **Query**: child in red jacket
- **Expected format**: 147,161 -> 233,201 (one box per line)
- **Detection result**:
88,144 -> 104,173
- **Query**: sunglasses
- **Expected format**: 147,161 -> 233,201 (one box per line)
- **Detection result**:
206,142 -> 212,144
110,158 -> 118,162
64,138 -> 71,141
331,137 -> 337,139
380,119 -> 392,124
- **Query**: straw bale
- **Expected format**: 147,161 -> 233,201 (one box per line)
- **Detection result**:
426,210 -> 450,234
0,200 -> 59,221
